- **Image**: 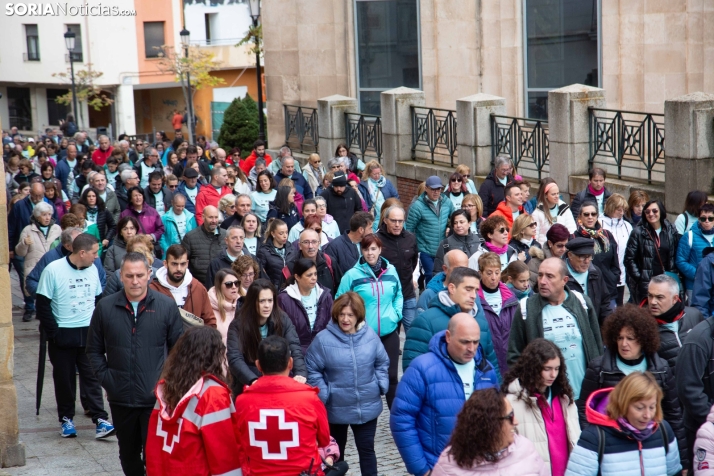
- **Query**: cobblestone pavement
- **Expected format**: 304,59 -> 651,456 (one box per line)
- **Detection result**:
5,270 -> 408,475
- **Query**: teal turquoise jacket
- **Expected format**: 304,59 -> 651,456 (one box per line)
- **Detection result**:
405,192 -> 454,257
160,208 -> 197,252
336,256 -> 403,337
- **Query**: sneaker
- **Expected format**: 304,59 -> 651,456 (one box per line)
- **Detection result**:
95,419 -> 116,439
61,417 -> 77,438
22,310 -> 33,322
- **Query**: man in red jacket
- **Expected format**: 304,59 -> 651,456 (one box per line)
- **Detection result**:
91,135 -> 113,167
239,139 -> 272,175
235,336 -> 330,476
490,182 -> 526,237
195,166 -> 231,225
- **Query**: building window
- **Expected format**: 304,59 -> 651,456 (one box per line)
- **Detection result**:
65,24 -> 83,62
524,0 -> 600,119
47,89 -> 71,126
25,24 -> 40,61
144,21 -> 165,58
7,87 -> 32,131
355,0 -> 421,115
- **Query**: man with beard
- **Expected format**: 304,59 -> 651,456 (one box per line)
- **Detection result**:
320,172 -> 362,234
239,139 -> 272,175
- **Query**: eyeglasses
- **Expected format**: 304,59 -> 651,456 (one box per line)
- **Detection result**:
461,174 -> 470,179
387,218 -> 405,225
500,411 -> 515,425
496,227 -> 508,234
168,184 -> 178,189
527,222 -> 537,228
581,212 -> 598,218
450,178 -> 462,183
428,187 -> 442,192
644,209 -> 659,216
241,272 -> 255,279
300,240 -> 319,246
700,216 -> 714,222
223,280 -> 239,288
226,182 -> 235,187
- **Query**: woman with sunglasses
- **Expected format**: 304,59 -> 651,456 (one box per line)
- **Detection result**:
303,153 -> 326,197
431,387 -> 548,476
456,164 -> 478,194
532,177 -> 577,245
527,225 -> 570,290
676,203 -> 714,302
624,200 -> 679,304
502,339 -> 580,476
468,215 -> 520,271
443,172 -> 467,210
217,194 -> 236,224
209,269 -> 240,346
573,201 -> 620,304
240,212 -> 262,256
509,214 -> 542,264
433,209 -> 483,272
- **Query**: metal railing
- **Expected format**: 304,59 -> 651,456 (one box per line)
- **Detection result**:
491,114 -> 550,180
284,104 -> 319,154
345,112 -> 382,162
411,106 -> 457,167
589,107 -> 665,184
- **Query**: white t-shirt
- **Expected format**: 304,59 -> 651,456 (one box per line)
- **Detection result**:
139,161 -> 154,189
36,257 -> 102,328
153,190 -> 165,215
184,186 -> 199,205
251,190 -> 277,222
542,302 -> 586,399
173,211 -> 187,239
452,358 -> 476,400
244,236 -> 258,255
483,290 -> 503,315
300,287 -> 319,330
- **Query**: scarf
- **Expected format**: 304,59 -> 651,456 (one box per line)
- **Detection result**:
588,184 -> 605,196
577,224 -> 610,254
653,298 -> 685,325
310,164 -> 323,183
617,417 -> 656,442
507,283 -> 531,300
484,241 -> 508,255
369,257 -> 384,277
703,226 -> 714,236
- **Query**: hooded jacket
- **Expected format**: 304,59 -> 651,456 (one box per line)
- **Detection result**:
478,282 -> 519,374
677,222 -> 714,291
431,436 -> 548,476
194,184 -> 232,226
159,207 -> 198,251
565,388 -> 681,476
479,170 -> 514,217
391,331 -> 499,476
181,225 -> 226,286
576,347 -> 687,466
433,231 -> 483,273
403,291 -> 499,378
335,256 -> 403,337
625,219 -> 679,303
692,398 -> 714,475
91,146 -> 113,167
256,236 -> 299,289
320,185 -> 363,234
376,224 -> 419,301
564,261 -> 613,326
86,289 -> 184,408
405,192 -> 455,257
416,271 -> 450,316
490,200 -> 526,233
569,186 -> 613,220
505,379 -> 580,475
306,320 -> 389,425
601,216 -> 633,288
357,175 -> 399,212
532,200 -> 577,245
277,283 -> 333,353
149,267 -> 215,328
145,376 -> 241,476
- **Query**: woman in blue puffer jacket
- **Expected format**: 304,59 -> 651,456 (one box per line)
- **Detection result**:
356,160 -> 399,216
306,292 -> 389,476
676,202 -> 714,300
336,233 -> 402,409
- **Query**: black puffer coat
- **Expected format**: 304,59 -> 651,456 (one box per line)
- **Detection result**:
478,170 -> 514,217
226,311 -> 307,396
376,225 -> 419,301
572,225 -> 621,301
433,232 -> 483,272
88,208 -> 116,244
86,289 -> 183,407
576,347 -> 688,467
181,225 -> 226,286
624,220 -> 679,303
257,236 -> 299,289
508,238 -> 541,264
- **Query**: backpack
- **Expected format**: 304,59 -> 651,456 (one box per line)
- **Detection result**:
596,423 -> 669,476
519,290 -> 588,320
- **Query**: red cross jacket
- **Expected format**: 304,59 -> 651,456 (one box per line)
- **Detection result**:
235,375 -> 331,476
146,375 -> 242,476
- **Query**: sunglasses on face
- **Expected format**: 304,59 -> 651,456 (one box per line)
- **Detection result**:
168,185 -> 178,189
451,178 -> 462,183
461,174 -> 470,179
527,222 -> 537,228
581,212 -> 598,218
500,411 -> 515,425
497,227 -> 508,234
645,209 -> 659,215
700,216 -> 714,222
223,280 -> 239,288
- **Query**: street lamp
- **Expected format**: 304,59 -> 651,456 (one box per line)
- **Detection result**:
179,27 -> 195,144
247,0 -> 265,141
64,28 -> 79,127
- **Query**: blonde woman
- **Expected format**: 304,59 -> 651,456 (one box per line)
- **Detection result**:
531,177 -> 576,245
357,160 -> 399,217
509,213 -> 542,264
217,194 -> 236,224
209,268 -> 239,345
461,193 -> 484,236
456,164 -> 478,194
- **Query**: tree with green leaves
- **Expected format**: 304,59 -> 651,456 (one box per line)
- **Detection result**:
51,65 -> 113,128
217,95 -> 261,155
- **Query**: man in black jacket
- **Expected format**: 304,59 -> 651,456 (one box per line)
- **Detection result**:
182,206 -> 226,285
478,156 -> 514,217
36,233 -> 114,439
320,172 -> 362,234
143,171 -> 172,216
205,225 -> 254,289
325,211 -> 373,289
377,204 -> 419,334
286,229 -> 335,293
569,167 -> 612,219
564,238 -> 613,325
87,252 -> 183,475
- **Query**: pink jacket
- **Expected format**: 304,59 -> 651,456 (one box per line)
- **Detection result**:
431,435 -> 548,476
694,404 -> 714,474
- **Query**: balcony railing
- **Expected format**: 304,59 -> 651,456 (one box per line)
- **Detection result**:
589,107 -> 665,185
284,104 -> 319,154
491,114 -> 550,180
345,112 -> 382,163
411,106 -> 457,167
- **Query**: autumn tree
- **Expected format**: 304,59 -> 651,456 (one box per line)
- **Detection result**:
51,65 -> 113,128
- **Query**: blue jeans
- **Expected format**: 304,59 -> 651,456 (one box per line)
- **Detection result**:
402,298 -> 416,336
11,255 -> 34,311
420,254 -> 435,286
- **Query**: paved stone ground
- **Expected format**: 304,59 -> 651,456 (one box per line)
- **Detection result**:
5,270 -> 407,475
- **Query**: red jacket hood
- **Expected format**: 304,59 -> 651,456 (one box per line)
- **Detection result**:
154,374 -> 230,424
494,200 -> 524,221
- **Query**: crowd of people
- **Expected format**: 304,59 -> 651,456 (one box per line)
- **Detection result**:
7,121 -> 714,476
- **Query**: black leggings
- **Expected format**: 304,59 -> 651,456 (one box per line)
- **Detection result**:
330,418 -> 378,476
380,329 -> 400,409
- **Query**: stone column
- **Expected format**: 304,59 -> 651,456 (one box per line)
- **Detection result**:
664,92 -> 714,216
547,84 -> 606,198
456,94 -> 507,176
0,157 -> 25,468
317,95 -> 359,163
380,87 -> 425,180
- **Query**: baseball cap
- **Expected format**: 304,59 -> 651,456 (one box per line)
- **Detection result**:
425,176 -> 443,189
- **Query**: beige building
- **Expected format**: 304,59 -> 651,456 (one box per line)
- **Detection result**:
263,0 -> 714,147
